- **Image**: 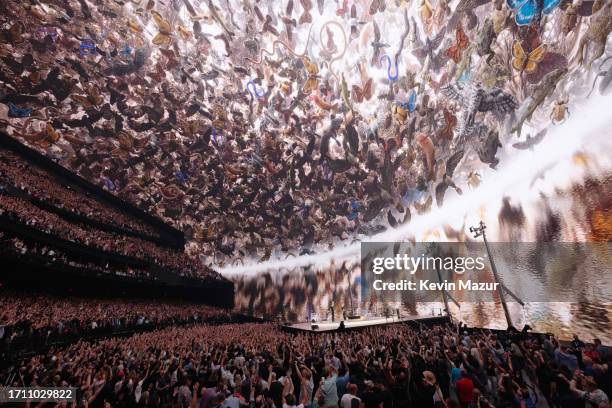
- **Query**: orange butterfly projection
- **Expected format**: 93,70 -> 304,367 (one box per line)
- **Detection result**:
511,41 -> 546,73
352,78 -> 374,103
301,57 -> 319,94
151,10 -> 173,46
444,25 -> 469,64
127,19 -> 143,34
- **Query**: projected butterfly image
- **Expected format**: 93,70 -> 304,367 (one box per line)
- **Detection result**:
151,10 -> 173,46
444,24 -> 469,64
352,78 -> 373,103
79,39 -> 96,57
507,0 -> 562,26
396,90 -> 417,113
301,56 -> 320,94
512,41 -> 546,73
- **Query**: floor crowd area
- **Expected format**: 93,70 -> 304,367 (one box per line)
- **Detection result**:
1,320 -> 609,408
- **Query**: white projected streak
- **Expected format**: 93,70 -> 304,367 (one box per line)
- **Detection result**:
219,92 -> 612,276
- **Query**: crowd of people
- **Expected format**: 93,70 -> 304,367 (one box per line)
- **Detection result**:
0,145 -> 225,282
1,0 -> 607,264
0,291 -> 233,352
0,149 -> 161,238
0,235 -> 153,279
0,193 -> 222,281
2,320 -> 609,407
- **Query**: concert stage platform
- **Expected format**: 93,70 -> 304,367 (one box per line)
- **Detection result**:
281,315 -> 450,333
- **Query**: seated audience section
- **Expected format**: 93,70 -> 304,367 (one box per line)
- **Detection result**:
0,135 -> 234,309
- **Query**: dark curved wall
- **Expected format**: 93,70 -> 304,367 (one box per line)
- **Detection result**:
0,257 -> 234,308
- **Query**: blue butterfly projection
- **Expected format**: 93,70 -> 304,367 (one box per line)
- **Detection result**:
396,90 -> 417,113
79,39 -> 96,57
211,126 -> 223,146
347,200 -> 361,221
300,203 -> 311,218
8,103 -> 32,118
458,57 -> 472,83
175,171 -> 189,184
103,177 -> 115,191
408,90 -> 417,112
507,0 -> 562,26
119,44 -> 132,57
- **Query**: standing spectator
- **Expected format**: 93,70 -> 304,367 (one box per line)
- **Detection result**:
455,370 -> 474,408
320,367 -> 338,408
571,334 -> 586,352
268,370 -> 284,408
295,362 -> 314,408
340,383 -> 361,408
283,394 -> 304,408
555,345 -> 579,373
497,374 -> 520,408
570,374 -> 610,408
594,339 -> 608,360
177,378 -> 193,408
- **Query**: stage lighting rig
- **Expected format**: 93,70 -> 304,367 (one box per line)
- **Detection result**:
469,221 -> 514,329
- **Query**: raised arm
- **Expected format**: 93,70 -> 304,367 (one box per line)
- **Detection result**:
294,361 -> 303,382
190,382 -> 200,408
267,364 -> 274,387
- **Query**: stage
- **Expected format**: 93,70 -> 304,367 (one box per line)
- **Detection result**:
281,315 -> 450,333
